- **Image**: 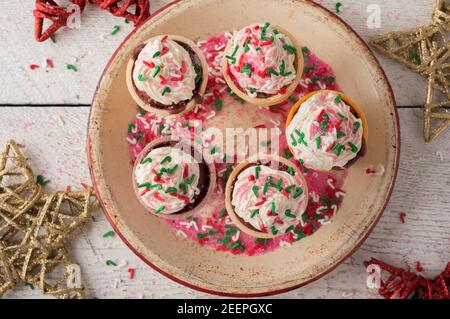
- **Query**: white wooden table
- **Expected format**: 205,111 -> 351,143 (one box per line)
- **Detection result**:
1,0 -> 449,299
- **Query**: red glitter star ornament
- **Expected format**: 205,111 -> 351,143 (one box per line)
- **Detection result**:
365,258 -> 450,299
34,0 -> 88,42
33,0 -> 150,42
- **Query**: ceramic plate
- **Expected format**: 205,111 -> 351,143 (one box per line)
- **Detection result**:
87,0 -> 399,296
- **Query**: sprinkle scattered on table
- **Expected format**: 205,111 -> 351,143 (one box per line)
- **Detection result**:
399,212 -> 406,223
111,25 -> 120,35
103,230 -> 115,238
335,2 -> 342,13
29,64 -> 39,70
36,175 -> 50,186
67,64 -> 78,72
105,260 -> 117,267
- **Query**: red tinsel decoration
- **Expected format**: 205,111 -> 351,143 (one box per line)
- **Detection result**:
33,0 -> 150,42
365,258 -> 450,299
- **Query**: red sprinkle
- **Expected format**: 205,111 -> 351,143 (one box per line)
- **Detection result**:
159,75 -> 167,85
366,168 -> 377,175
153,192 -> 165,202
65,185 -> 71,192
171,76 -> 183,81
180,61 -> 187,74
29,64 -> 39,70
317,109 -> 325,121
399,212 -> 406,223
127,268 -> 135,279
160,46 -> 170,57
237,54 -> 245,68
326,142 -> 336,152
170,193 -> 190,204
143,61 -> 155,68
254,124 -> 266,129
46,59 -> 54,68
140,188 -> 150,196
183,165 -> 189,178
80,182 -> 88,190
247,175 -> 255,182
255,197 -> 267,206
281,189 -> 289,198
278,86 -> 287,94
260,39 -> 273,46
161,35 -> 168,42
267,210 -> 277,217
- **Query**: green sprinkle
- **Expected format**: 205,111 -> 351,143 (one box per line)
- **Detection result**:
251,209 -> 260,218
162,87 -> 171,96
255,166 -> 261,179
271,226 -> 279,235
302,46 -> 309,53
240,63 -> 252,76
273,29 -> 280,35
124,19 -> 130,24
25,283 -> 35,290
315,136 -> 321,149
138,74 -> 149,81
153,51 -> 161,58
229,240 -> 245,250
197,233 -> 208,239
218,236 -> 230,246
103,230 -> 115,238
161,156 -> 172,165
106,260 -> 117,266
150,184 -> 163,189
323,76 -> 336,83
410,52 -> 421,64
208,230 -> 219,236
165,187 -> 178,194
290,133 -> 298,146
261,22 -> 271,40
128,123 -> 136,134
293,187 -> 303,199
155,206 -> 165,214
331,142 -> 340,152
111,25 -> 120,35
267,68 -> 279,76
285,225 -> 295,233
337,145 -> 346,157
225,55 -> 237,64
262,182 -> 269,195
152,65 -> 161,77
50,35 -> 56,43
254,238 -> 268,246
283,44 -> 297,54
275,178 -> 283,190
337,112 -> 349,121
285,184 -> 296,193
271,201 -> 276,213
321,119 -> 328,131
210,146 -> 217,154
295,130 -> 308,146
213,98 -> 223,111
335,2 -> 342,13
285,209 -> 296,218
244,38 -> 250,53
166,164 -> 178,174
283,148 -> 293,159
348,142 -> 359,153
337,131 -> 346,138
353,121 -> 361,133
334,95 -> 342,104
67,64 -> 77,72
279,60 -> 286,74
186,174 -> 196,185
252,185 -> 260,197
36,175 -> 50,186
176,183 -> 185,196
136,182 -> 151,189
231,45 -> 239,57
287,167 -> 295,176
218,209 -> 227,219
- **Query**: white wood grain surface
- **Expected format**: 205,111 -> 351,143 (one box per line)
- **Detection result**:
0,0 -> 437,106
0,0 -> 449,299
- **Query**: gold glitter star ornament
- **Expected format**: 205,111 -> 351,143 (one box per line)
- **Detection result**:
0,140 -> 98,299
371,0 -> 449,141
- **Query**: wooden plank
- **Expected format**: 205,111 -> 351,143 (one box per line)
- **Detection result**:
0,106 -> 448,298
0,0 -> 436,106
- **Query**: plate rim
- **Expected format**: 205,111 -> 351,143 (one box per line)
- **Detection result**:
86,0 -> 400,297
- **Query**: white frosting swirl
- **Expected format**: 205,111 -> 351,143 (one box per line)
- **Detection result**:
134,146 -> 200,214
227,22 -> 297,96
231,164 -> 306,235
133,36 -> 198,105
286,91 -> 363,171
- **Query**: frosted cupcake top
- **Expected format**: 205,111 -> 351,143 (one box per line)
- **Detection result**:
226,22 -> 297,97
286,91 -> 363,171
133,36 -> 198,105
231,164 -> 307,235
134,146 -> 200,214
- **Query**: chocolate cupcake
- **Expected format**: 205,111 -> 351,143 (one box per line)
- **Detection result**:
133,137 -> 215,219
225,154 -> 308,238
221,22 -> 303,107
286,90 -> 368,171
126,35 -> 209,117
